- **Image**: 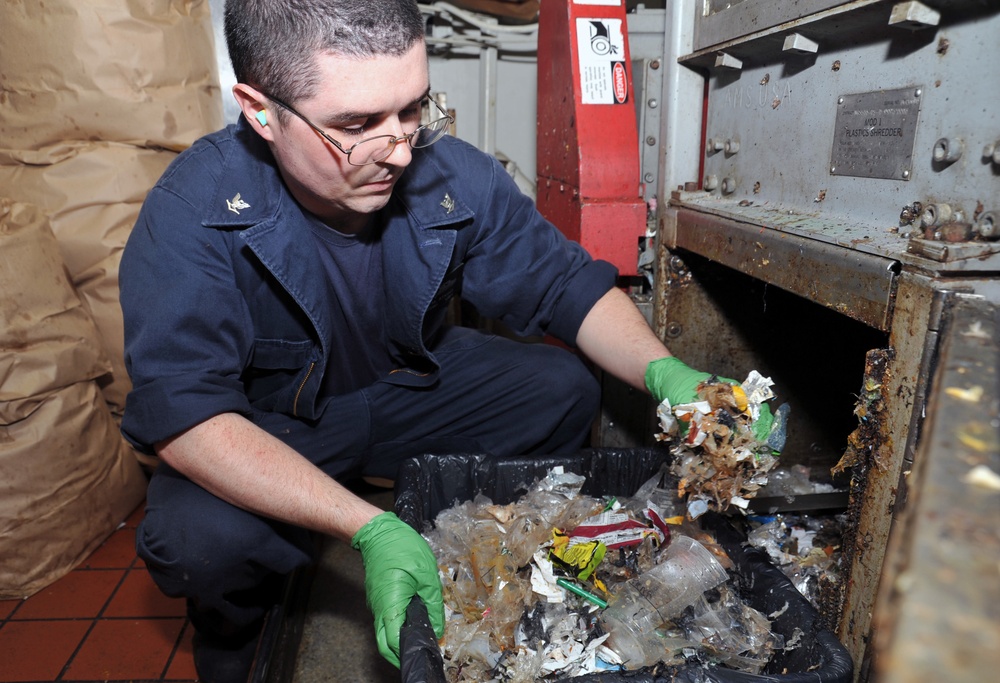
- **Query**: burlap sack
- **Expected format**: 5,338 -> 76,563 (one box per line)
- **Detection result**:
0,200 -> 111,401
0,144 -> 177,413
0,382 -> 147,599
0,200 -> 146,598
0,0 -> 223,150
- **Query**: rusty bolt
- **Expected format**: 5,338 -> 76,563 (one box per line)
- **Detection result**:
832,60 -> 841,71
666,321 -> 683,338
683,181 -> 698,192
669,255 -> 685,270
650,59 -> 661,70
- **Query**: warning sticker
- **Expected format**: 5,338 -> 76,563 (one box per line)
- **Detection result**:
575,18 -> 628,105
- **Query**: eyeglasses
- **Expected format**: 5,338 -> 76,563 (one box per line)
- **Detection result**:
260,92 -> 454,166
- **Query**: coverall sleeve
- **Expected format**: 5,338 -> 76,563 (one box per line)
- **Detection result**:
447,146 -> 618,346
119,150 -> 255,453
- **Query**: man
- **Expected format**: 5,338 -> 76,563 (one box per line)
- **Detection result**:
120,1 -> 768,681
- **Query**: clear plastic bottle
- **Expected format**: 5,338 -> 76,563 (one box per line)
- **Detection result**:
601,535 -> 729,668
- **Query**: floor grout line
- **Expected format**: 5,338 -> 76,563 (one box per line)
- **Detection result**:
55,561 -> 131,682
160,618 -> 192,681
1,505 -> 198,683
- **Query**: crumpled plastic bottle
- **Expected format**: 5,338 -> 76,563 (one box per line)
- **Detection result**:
600,534 -> 729,668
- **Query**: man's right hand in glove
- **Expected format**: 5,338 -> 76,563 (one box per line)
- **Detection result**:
352,511 -> 445,668
645,355 -> 776,443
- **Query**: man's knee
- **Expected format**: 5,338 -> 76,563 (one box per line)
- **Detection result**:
531,345 -> 601,414
137,467 -> 311,601
507,344 -> 600,453
137,501 -> 253,598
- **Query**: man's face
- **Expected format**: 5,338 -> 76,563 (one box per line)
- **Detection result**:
262,41 -> 430,232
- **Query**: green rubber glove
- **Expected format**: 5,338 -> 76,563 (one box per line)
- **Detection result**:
645,356 -> 775,442
351,511 -> 445,667
645,356 -> 715,407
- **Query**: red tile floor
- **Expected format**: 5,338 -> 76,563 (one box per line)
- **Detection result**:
0,501 -> 199,683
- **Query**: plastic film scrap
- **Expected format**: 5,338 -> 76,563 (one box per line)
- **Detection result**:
422,466 -> 784,682
745,511 -> 846,614
655,372 -> 787,520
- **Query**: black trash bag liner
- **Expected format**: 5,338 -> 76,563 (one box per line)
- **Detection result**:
394,449 -> 853,683
400,595 -> 448,683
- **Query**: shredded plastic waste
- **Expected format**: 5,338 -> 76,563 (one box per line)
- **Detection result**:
746,512 -> 845,610
654,372 -> 783,519
758,464 -> 837,498
424,466 -> 783,682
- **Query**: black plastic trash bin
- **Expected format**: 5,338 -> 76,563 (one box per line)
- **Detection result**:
394,449 -> 853,683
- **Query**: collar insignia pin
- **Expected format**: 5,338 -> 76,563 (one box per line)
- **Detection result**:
226,192 -> 251,215
440,193 -> 455,214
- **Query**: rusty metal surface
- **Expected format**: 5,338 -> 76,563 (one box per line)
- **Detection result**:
670,205 -> 898,330
670,193 -> 911,262
652,212 -> 889,472
834,272 -> 937,681
871,295 -> 1000,683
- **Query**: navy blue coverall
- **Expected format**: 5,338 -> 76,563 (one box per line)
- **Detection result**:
119,118 -> 618,635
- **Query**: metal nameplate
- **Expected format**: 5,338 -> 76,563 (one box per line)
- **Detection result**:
830,87 -> 922,180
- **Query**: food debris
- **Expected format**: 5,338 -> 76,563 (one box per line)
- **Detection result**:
655,372 -> 782,519
962,465 -> 1000,491
945,385 -> 984,402
957,421 -> 1000,453
962,320 -> 991,340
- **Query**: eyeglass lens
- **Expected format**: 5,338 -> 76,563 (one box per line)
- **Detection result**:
348,113 -> 451,165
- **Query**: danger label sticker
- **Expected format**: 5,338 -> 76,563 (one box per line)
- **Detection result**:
575,18 -> 628,105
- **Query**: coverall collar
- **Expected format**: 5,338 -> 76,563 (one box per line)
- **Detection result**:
201,117 -> 473,232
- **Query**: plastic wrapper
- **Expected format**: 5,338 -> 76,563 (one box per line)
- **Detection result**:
398,451 -> 851,683
655,375 -> 787,519
747,513 -> 845,610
